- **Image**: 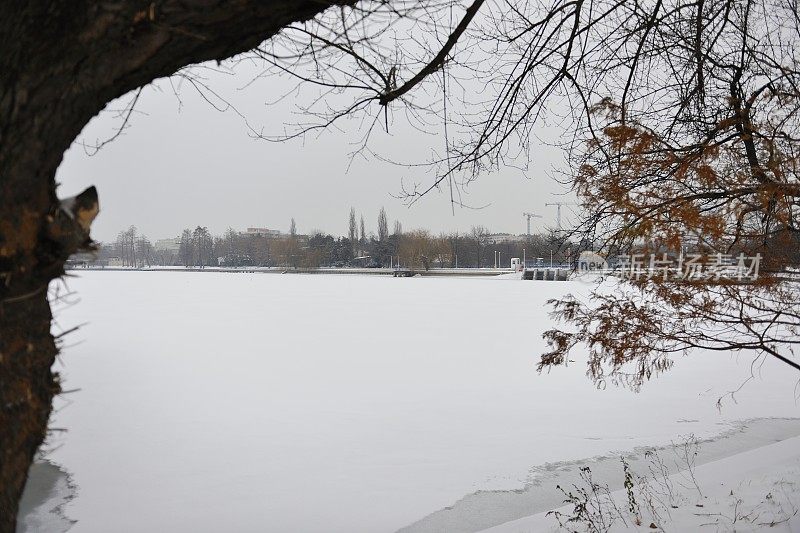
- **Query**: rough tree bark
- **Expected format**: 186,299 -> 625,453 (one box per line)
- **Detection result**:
0,2 -> 353,529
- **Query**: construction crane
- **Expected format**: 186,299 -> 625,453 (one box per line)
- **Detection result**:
523,212 -> 543,236
544,202 -> 579,232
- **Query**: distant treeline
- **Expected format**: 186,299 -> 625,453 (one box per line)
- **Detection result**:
91,209 -> 580,269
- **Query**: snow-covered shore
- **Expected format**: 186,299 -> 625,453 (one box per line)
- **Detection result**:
483,430 -> 800,532
22,272 -> 800,532
403,418 -> 800,532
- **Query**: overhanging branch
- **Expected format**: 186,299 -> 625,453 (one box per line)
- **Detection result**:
378,0 -> 485,106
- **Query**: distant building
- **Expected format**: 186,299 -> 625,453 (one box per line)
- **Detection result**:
486,233 -> 527,245
244,227 -> 282,237
154,237 -> 181,253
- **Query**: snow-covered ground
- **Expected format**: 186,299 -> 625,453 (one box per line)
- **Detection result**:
20,272 -> 800,532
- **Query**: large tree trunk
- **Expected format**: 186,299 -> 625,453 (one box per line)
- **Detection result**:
0,293 -> 59,528
0,2 -> 352,529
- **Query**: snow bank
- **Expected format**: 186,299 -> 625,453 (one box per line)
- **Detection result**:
404,418 -> 800,532
482,432 -> 800,532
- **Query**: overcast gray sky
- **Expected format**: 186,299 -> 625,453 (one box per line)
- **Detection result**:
56,61 -> 575,243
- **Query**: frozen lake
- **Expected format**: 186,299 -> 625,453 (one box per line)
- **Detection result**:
25,272 -> 800,532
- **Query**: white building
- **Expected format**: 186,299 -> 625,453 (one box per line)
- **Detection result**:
244,227 -> 282,237
485,233 -> 527,245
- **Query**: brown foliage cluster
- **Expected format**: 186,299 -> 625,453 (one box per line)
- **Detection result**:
538,0 -> 800,385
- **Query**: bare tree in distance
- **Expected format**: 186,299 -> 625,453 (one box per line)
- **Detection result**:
115,230 -> 131,267
179,229 -> 195,268
471,226 -> 490,268
193,226 -> 212,269
377,207 -> 389,242
348,207 -> 358,245
136,236 -> 154,267
126,226 -> 138,268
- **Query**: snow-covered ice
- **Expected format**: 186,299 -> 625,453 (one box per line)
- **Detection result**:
23,271 -> 800,532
